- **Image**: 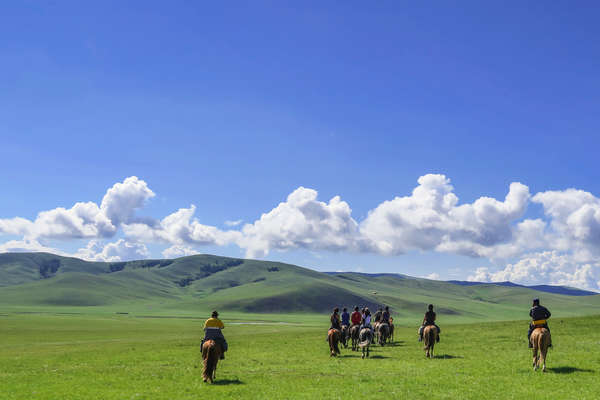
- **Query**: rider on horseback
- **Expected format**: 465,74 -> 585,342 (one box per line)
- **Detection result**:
341,307 -> 350,328
361,308 -> 374,335
203,311 -> 228,360
351,306 -> 362,326
374,307 -> 383,323
419,304 -> 441,342
382,306 -> 391,324
528,298 -> 552,348
330,307 -> 342,330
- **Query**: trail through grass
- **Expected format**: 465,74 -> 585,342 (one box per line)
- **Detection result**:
1,313 -> 599,399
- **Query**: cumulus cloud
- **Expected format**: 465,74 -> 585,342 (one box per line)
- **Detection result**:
0,176 -> 152,241
532,188 -> 600,257
469,251 -> 600,292
237,187 -> 366,258
100,176 -> 155,226
75,239 -> 149,262
123,205 -> 240,247
359,174 -> 530,257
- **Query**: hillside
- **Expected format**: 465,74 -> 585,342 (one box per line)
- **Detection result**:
1,252 -> 599,322
447,280 -> 598,296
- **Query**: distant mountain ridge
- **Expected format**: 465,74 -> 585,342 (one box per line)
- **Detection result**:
447,280 -> 598,296
1,252 -> 599,322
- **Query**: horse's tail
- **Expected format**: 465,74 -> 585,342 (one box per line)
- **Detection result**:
202,340 -> 219,382
539,329 -> 550,367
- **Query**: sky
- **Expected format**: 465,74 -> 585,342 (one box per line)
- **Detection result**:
1,2 -> 600,290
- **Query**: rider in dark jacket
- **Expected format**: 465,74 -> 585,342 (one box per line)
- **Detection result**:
419,304 -> 441,342
382,306 -> 391,324
330,307 -> 342,330
528,298 -> 552,348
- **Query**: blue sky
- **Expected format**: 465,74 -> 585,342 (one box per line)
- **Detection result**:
1,2 -> 600,289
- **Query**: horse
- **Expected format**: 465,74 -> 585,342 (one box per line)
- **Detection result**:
328,328 -> 341,357
350,324 -> 361,351
378,323 -> 390,346
201,340 -> 221,383
531,327 -> 551,372
423,325 -> 438,359
388,317 -> 395,343
359,327 -> 373,359
340,325 -> 350,348
373,322 -> 381,344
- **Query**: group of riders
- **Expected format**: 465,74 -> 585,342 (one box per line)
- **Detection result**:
329,304 -> 441,343
201,298 -> 552,359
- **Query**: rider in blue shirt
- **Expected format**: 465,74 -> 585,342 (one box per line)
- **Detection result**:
341,307 -> 350,327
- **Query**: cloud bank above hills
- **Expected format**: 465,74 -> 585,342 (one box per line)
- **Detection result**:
1,175 -> 599,290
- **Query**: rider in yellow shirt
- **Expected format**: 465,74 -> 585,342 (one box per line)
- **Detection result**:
203,311 -> 228,359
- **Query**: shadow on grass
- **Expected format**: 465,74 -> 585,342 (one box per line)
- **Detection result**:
382,341 -> 404,347
370,355 -> 389,359
212,379 -> 244,385
433,354 -> 463,359
548,366 -> 594,374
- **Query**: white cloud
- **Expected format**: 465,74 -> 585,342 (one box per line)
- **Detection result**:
360,174 -> 530,257
100,176 -> 155,226
0,176 -> 153,241
123,205 -> 241,247
237,187 -> 366,258
224,219 -> 243,227
0,239 -> 63,254
425,272 -> 441,280
532,188 -> 600,257
162,245 -> 200,258
469,251 -> 600,292
75,239 -> 149,262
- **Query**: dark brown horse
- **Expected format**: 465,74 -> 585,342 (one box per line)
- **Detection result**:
377,323 -> 390,346
531,327 -> 551,372
350,324 -> 361,351
423,325 -> 438,359
328,329 -> 341,357
340,325 -> 350,348
201,340 -> 221,383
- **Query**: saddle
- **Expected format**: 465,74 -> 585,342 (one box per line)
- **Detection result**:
532,319 -> 547,327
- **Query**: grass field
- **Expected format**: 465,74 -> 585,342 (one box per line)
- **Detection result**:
2,312 -> 599,399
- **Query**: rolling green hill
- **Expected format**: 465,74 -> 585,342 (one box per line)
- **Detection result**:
0,252 -> 599,322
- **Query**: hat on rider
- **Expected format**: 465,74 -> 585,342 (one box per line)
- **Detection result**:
354,306 -> 359,311
532,298 -> 540,306
428,304 -> 434,310
333,307 -> 339,313
211,310 -> 219,317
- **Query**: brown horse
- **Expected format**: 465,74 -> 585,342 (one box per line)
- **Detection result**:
423,325 -> 438,359
201,340 -> 221,383
378,323 -> 390,346
359,327 -> 373,359
350,324 -> 361,351
531,327 -> 551,372
389,318 -> 395,343
340,325 -> 350,348
328,328 -> 341,357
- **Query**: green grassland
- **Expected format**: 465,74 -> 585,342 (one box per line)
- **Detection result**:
1,312 -> 599,399
1,253 -> 599,324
